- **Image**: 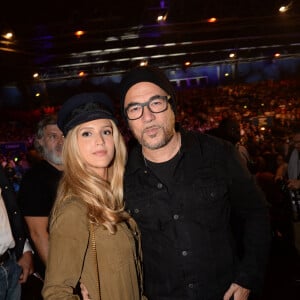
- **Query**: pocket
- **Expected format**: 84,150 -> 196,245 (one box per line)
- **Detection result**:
126,189 -> 170,231
191,180 -> 229,229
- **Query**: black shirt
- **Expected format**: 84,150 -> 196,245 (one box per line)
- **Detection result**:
18,160 -> 62,216
18,159 -> 62,276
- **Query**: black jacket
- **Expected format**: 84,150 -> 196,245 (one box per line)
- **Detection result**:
125,130 -> 271,300
0,166 -> 27,259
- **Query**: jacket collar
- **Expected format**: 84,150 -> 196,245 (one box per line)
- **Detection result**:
125,128 -> 203,175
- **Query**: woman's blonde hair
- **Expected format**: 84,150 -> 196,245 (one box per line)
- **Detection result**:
51,119 -> 129,234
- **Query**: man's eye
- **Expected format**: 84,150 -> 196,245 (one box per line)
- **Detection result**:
152,100 -> 163,106
128,105 -> 141,113
48,134 -> 57,140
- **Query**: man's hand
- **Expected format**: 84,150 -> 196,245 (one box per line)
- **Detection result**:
17,251 -> 34,283
287,179 -> 300,190
223,283 -> 250,300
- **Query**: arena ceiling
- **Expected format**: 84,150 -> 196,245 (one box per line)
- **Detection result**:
0,0 -> 300,86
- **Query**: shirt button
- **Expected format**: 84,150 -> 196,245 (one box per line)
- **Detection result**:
210,192 -> 215,197
182,250 -> 188,256
134,208 -> 140,214
157,183 -> 163,189
188,283 -> 194,289
173,214 -> 179,220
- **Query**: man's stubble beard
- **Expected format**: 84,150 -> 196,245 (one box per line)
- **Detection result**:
132,120 -> 175,151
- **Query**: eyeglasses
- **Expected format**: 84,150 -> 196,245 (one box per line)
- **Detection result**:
124,95 -> 171,120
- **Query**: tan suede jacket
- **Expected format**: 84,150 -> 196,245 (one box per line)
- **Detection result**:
43,198 -> 146,300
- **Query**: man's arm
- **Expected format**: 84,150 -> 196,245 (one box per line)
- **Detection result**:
25,216 -> 49,265
274,163 -> 288,181
225,141 -> 271,296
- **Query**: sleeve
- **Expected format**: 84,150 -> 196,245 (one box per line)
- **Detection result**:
226,142 -> 271,293
42,201 -> 89,300
23,239 -> 33,253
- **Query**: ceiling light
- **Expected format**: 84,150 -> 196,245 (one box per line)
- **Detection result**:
3,32 -> 13,39
207,17 -> 217,23
140,60 -> 148,67
279,2 -> 293,13
75,30 -> 85,38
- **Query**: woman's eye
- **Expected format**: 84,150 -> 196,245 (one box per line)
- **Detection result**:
82,131 -> 91,137
103,129 -> 112,135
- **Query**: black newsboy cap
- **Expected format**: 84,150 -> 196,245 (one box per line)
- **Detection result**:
57,92 -> 117,136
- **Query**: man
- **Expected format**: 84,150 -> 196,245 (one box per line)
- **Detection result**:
210,117 -> 252,171
286,130 -> 300,192
284,129 -> 300,252
118,65 -> 271,300
0,165 -> 33,299
18,114 -> 63,279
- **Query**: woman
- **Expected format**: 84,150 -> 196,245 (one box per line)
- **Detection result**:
42,92 -> 146,300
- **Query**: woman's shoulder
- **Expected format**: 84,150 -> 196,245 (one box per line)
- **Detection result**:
49,198 -> 90,254
59,197 -> 86,216
51,197 -> 88,230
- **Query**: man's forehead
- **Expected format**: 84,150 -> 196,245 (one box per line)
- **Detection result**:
125,82 -> 166,104
44,124 -> 61,132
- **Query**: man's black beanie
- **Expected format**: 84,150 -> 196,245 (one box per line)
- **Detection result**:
119,65 -> 177,118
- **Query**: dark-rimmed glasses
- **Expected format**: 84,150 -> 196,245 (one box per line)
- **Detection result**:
124,95 -> 171,120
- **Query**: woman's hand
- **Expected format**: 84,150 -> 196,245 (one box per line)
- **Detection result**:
80,283 -> 90,300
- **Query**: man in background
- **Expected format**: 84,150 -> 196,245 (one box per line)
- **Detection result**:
18,114 -> 63,281
0,165 -> 33,299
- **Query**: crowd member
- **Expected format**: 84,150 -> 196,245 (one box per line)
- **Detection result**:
18,114 -> 63,283
277,129 -> 300,251
43,93 -> 146,300
0,165 -> 33,299
286,129 -> 300,195
118,65 -> 271,300
208,117 -> 252,171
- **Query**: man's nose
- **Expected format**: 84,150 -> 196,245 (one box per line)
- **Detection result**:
141,105 -> 155,121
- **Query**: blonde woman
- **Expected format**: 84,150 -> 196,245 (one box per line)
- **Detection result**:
42,93 -> 146,300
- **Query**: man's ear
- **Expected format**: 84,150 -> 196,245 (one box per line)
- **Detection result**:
36,137 -> 44,147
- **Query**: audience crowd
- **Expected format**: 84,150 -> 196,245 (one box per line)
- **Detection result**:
1,78 -> 300,299
1,79 -> 300,189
